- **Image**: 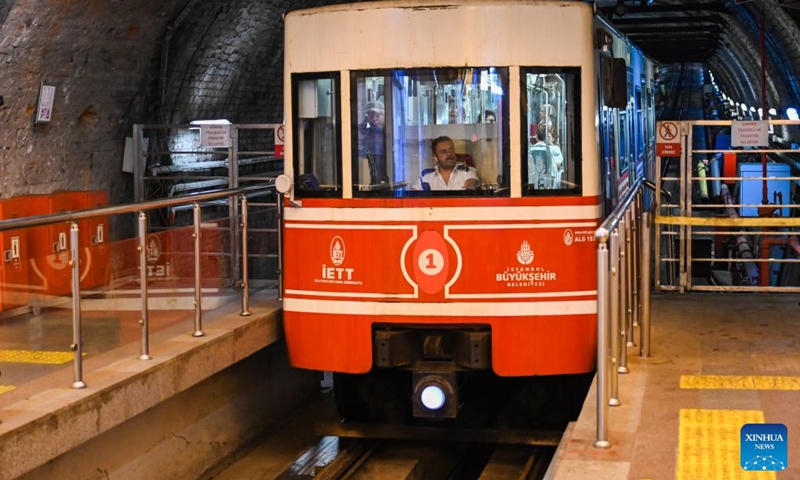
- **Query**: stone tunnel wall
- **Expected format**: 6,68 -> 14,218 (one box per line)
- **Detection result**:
0,0 -> 192,204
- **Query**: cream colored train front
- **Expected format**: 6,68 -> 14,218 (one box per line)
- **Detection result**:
277,0 -> 653,421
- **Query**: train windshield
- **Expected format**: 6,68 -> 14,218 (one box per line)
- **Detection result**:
522,68 -> 581,195
351,67 -> 509,197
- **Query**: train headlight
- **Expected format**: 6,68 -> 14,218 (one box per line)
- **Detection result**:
420,384 -> 446,410
413,372 -> 458,418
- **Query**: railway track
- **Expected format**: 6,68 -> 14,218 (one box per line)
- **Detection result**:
272,422 -> 560,480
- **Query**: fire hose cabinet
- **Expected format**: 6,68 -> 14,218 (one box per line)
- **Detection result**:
0,198 -> 30,311
738,163 -> 791,217
24,193 -> 76,297
73,190 -> 110,289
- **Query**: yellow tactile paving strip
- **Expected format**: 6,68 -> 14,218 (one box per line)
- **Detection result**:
677,409 -> 772,480
0,385 -> 16,394
0,349 -> 76,365
681,375 -> 800,390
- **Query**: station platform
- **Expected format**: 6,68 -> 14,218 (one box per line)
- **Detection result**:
549,293 -> 800,480
0,287 -> 321,480
3,290 -> 799,479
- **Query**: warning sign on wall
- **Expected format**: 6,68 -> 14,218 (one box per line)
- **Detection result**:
275,125 -> 285,158
656,121 -> 681,157
731,120 -> 769,147
200,124 -> 232,148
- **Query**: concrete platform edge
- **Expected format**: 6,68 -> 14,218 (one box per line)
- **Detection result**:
0,300 -> 284,480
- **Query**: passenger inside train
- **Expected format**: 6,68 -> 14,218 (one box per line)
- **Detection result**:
290,68 -> 581,197
522,70 -> 580,193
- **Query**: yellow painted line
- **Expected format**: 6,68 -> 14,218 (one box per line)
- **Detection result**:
677,409 -> 771,480
0,385 -> 15,394
656,216 -> 800,227
0,349 -> 78,365
681,375 -> 800,390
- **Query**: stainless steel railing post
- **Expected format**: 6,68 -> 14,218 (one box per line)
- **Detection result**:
240,195 -> 252,316
618,215 -> 630,376
631,195 -> 641,327
192,203 -> 205,337
70,222 -> 86,389
276,193 -> 284,301
594,232 -> 611,448
609,228 -> 621,406
624,208 -> 636,350
138,212 -> 151,360
641,211 -> 652,357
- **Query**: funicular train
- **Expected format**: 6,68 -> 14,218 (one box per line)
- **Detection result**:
275,0 -> 655,423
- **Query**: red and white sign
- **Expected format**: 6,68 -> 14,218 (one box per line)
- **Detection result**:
200,124 -> 232,148
731,120 -> 769,147
656,121 -> 681,157
274,124 -> 285,158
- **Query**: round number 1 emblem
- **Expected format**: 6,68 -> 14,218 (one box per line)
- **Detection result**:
418,249 -> 444,276
411,231 -> 450,295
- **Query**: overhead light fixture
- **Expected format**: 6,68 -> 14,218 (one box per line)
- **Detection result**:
189,119 -> 231,130
768,108 -> 777,116
614,0 -> 627,16
786,108 -> 799,120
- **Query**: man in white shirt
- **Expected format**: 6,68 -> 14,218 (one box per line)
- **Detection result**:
528,127 -> 564,190
411,136 -> 479,191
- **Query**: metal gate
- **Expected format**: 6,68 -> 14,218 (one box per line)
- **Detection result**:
654,119 -> 800,292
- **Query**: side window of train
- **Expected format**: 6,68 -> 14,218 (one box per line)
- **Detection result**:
521,68 -> 581,196
291,72 -> 342,198
350,68 -> 509,197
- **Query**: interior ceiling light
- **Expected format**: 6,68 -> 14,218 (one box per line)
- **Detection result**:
614,0 -> 627,16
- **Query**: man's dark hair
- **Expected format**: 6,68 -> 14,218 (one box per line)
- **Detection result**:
431,136 -> 453,154
536,125 -> 547,142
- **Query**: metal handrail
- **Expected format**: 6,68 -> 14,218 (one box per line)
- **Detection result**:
0,183 -> 274,232
593,177 -> 651,448
1,182 -> 276,391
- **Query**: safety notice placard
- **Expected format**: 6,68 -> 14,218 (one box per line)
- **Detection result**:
731,120 -> 769,147
656,121 -> 681,156
200,124 -> 232,148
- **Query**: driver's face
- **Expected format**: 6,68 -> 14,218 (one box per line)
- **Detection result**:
434,140 -> 457,170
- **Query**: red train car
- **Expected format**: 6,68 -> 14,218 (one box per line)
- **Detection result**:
279,1 -> 654,421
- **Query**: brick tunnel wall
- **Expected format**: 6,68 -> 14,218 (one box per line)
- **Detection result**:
0,0 -> 191,204
0,0 -> 341,205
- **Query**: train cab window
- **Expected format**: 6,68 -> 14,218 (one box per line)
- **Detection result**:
521,68 -> 581,195
351,67 -> 509,197
291,73 -> 341,198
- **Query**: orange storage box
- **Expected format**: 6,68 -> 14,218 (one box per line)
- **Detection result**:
72,190 -> 110,289
0,198 -> 30,311
24,193 -> 76,297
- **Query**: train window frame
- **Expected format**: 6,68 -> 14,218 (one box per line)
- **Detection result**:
520,67 -> 582,197
290,71 -> 343,199
350,67 -> 510,198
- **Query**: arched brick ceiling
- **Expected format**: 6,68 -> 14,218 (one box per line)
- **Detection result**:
600,0 -> 800,117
